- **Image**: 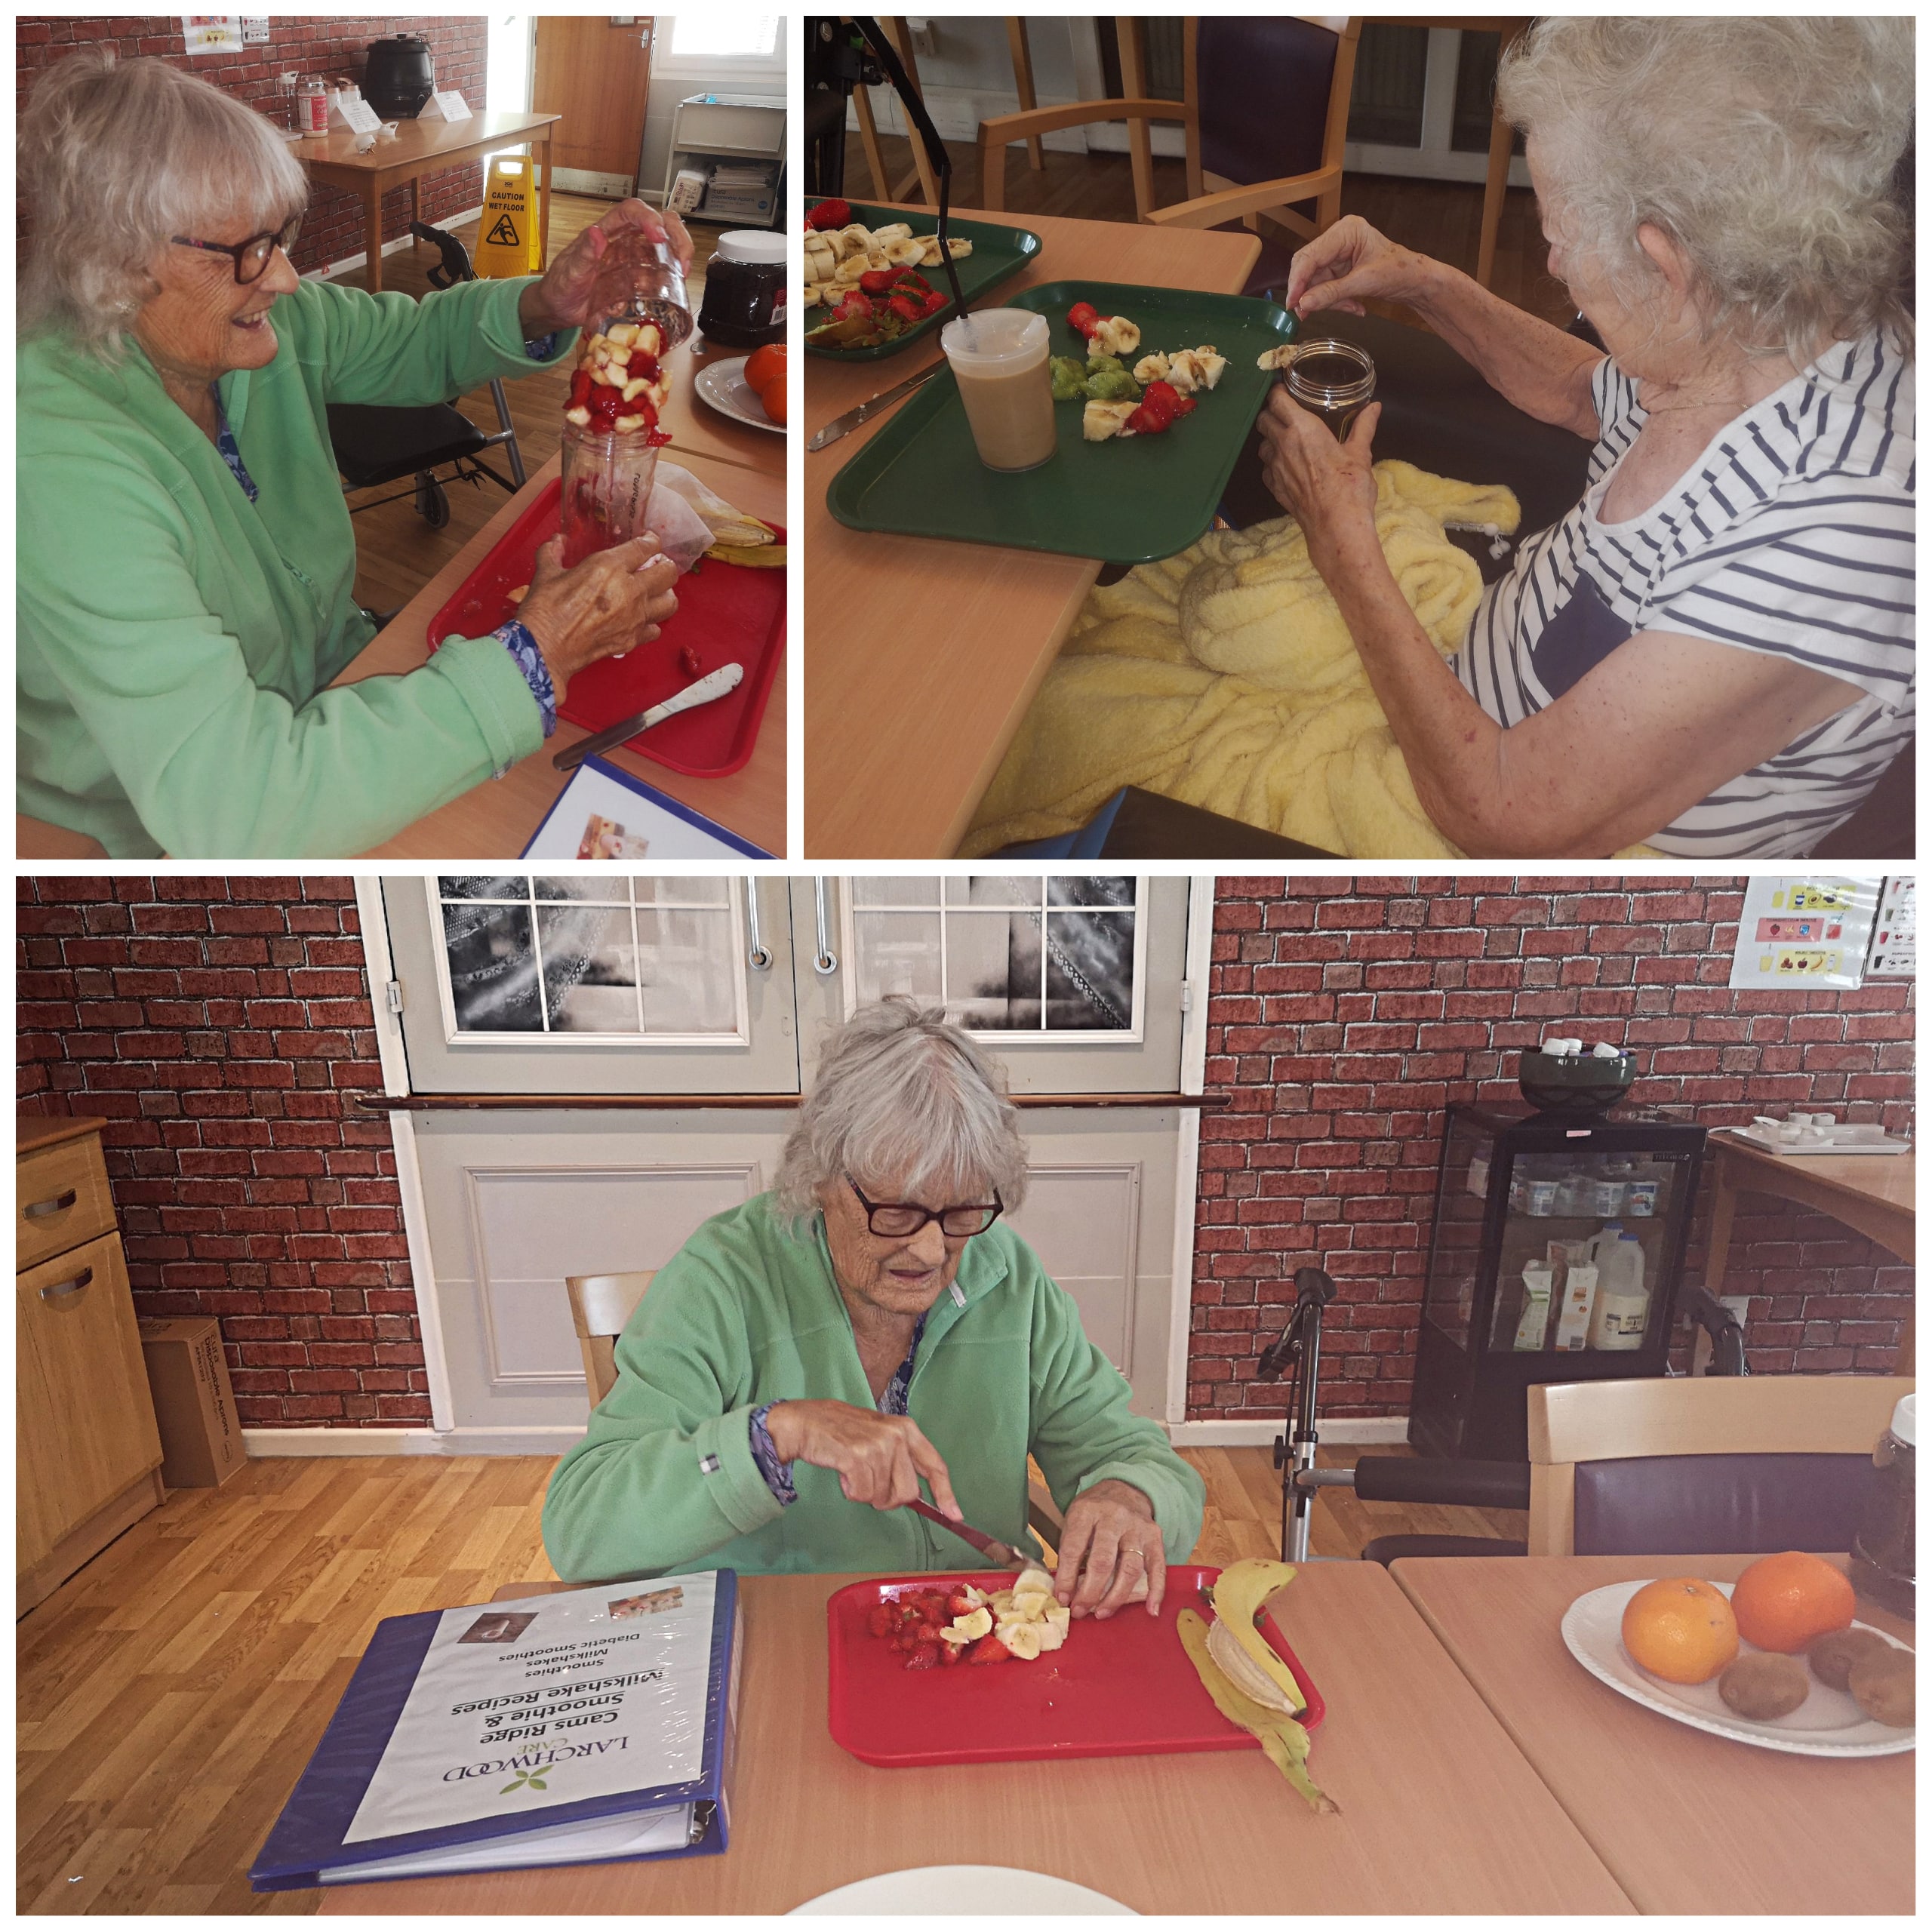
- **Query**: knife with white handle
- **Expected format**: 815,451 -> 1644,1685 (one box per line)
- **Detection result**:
806,361 -> 947,452
552,662 -> 744,772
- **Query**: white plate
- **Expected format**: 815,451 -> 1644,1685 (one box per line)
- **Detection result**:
1561,1580 -> 1915,1757
694,355 -> 783,434
1728,1124 -> 1910,1156
791,1866 -> 1137,1915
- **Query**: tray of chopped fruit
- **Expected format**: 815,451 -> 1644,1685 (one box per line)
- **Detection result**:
424,478 -> 786,779
803,197 -> 1043,359
826,281 -> 1300,564
826,1564 -> 1324,1768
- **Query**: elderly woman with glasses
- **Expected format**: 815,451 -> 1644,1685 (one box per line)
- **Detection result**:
1257,17 -> 1912,859
17,51 -> 688,858
545,1001 -> 1204,1620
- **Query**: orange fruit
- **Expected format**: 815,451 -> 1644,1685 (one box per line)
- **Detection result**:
744,343 -> 787,392
1621,1577 -> 1740,1684
1730,1551 -> 1856,1654
757,374 -> 788,426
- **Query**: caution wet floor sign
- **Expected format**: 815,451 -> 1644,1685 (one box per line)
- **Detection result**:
473,155 -> 542,278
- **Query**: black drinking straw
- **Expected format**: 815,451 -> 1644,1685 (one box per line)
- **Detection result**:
852,18 -> 970,321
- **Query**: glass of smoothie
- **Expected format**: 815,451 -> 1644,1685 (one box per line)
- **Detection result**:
940,309 -> 1057,472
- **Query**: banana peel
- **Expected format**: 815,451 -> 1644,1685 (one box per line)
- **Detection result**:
1211,1558 -> 1306,1713
705,516 -> 786,569
1178,1609 -> 1337,1815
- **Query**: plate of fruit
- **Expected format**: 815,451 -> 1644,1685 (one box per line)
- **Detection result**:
695,344 -> 786,432
1561,1553 -> 1915,1757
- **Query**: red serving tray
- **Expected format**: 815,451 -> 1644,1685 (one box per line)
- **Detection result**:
826,1564 -> 1324,1769
424,476 -> 786,779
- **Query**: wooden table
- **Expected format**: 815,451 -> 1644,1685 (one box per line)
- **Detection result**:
1392,1554 -> 1915,1915
336,448 -> 785,859
1703,1131 -> 1915,1371
318,1562 -> 1634,1915
295,112 -> 561,294
803,206 -> 1261,858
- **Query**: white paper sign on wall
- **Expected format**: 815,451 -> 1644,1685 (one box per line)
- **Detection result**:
1727,876 -> 1879,990
421,90 -> 473,122
1865,876 -> 1915,980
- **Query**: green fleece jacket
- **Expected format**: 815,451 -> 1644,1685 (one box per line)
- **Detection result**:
543,1194 -> 1204,1583
17,275 -> 574,857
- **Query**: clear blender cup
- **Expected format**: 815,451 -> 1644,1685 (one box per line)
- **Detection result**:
560,229 -> 690,567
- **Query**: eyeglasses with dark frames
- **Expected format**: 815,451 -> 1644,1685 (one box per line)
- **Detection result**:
845,1176 -> 1004,1240
171,214 -> 304,285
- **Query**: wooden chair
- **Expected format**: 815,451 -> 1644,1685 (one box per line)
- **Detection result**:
1527,1374 -> 1912,1558
565,1269 -> 656,1406
978,16 -> 1361,261
564,1266 -> 1065,1555
848,15 -> 940,209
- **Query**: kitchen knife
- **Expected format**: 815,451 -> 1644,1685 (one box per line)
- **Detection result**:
903,1497 -> 1025,1568
806,361 -> 947,452
552,661 -> 743,773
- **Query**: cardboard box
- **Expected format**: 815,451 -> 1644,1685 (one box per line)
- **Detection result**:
138,1318 -> 246,1488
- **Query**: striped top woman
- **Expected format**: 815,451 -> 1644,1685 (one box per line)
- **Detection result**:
1255,17 -> 1912,858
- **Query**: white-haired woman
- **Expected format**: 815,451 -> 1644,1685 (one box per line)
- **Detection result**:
545,1001 -> 1204,1619
17,51 -> 689,858
1257,16 -> 1913,858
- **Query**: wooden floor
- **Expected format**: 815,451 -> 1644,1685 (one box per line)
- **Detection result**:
840,132 -> 1576,331
328,195 -> 734,620
15,1444 -> 1523,1914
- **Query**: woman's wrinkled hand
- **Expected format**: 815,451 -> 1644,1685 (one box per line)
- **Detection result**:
515,534 -> 679,697
764,1398 -> 962,1515
1054,1479 -> 1166,1621
1284,214 -> 1429,320
521,198 -> 696,336
1257,390 -> 1383,580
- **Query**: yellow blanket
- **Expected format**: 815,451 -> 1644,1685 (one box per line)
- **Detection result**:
961,461 -> 1519,858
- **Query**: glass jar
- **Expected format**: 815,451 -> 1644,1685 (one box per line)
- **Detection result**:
696,229 -> 786,349
590,226 -> 693,352
1850,1393 -> 1914,1620
560,420 -> 660,569
1284,338 -> 1375,440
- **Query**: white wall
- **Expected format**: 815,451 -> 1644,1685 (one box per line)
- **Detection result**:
644,17 -> 786,203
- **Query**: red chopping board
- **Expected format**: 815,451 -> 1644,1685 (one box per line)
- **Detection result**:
424,476 -> 786,778
826,1564 -> 1325,1768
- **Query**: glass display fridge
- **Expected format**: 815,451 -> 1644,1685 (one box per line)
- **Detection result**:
1409,1103 -> 1707,1461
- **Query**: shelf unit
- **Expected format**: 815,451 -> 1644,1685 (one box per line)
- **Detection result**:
661,93 -> 786,230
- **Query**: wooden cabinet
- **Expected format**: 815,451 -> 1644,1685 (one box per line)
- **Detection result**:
16,1118 -> 165,1615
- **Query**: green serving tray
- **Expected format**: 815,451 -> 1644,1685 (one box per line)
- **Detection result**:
826,281 -> 1299,564
804,198 -> 1042,361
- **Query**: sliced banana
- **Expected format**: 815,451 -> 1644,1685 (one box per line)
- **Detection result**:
1134,352 -> 1171,385
998,1622 -> 1044,1661
946,1606 -> 992,1642
870,221 -> 913,244
1014,1567 -> 1054,1597
1082,399 -> 1137,441
1257,343 -> 1298,371
1035,1618 -> 1066,1653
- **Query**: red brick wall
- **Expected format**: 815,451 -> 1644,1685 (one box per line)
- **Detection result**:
17,877 -> 426,1429
17,16 -> 488,275
1194,877 -> 1915,1421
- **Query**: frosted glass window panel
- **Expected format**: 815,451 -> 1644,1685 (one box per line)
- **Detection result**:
635,908 -> 740,1033
439,875 -> 530,903
532,877 -> 629,904
851,878 -> 941,908
851,912 -> 944,1004
946,876 -> 1041,909
441,901 -> 545,1032
633,876 -> 731,908
1044,912 -> 1136,1030
946,911 -> 1043,1032
537,904 -> 640,1033
1048,875 -> 1136,910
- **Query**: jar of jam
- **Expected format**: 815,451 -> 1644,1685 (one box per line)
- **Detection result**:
1850,1392 -> 1915,1619
1284,339 -> 1376,440
696,229 -> 787,349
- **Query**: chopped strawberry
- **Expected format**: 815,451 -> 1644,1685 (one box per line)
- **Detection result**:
833,290 -> 875,322
905,1641 -> 941,1671
1125,397 -> 1177,435
568,369 -> 595,411
858,268 -> 903,295
646,427 -> 673,447
678,645 -> 703,678
937,1640 -> 964,1667
1143,380 -> 1183,414
1068,300 -> 1100,339
867,1602 -> 894,1638
921,289 -> 949,316
627,351 -> 662,385
967,1635 -> 1011,1665
885,293 -> 925,325
947,1592 -> 979,1620
806,198 -> 851,232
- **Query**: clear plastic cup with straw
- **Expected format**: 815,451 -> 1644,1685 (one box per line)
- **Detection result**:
940,309 -> 1056,472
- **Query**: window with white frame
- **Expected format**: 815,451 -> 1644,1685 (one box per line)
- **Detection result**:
431,877 -> 746,1043
661,14 -> 783,66
844,877 -> 1145,1039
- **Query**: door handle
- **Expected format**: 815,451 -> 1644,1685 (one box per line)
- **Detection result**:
745,881 -> 772,971
813,878 -> 840,976
24,1189 -> 78,1220
40,1267 -> 93,1302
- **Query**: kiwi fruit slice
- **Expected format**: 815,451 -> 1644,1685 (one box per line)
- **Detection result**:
1808,1626 -> 1894,1691
1847,1651 -> 1915,1728
1718,1651 -> 1810,1721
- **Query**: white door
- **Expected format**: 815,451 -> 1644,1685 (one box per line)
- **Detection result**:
372,875 -> 1200,1445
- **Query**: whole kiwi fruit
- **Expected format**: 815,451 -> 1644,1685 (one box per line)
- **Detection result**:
1808,1626 -> 1894,1691
1847,1650 -> 1915,1728
1718,1651 -> 1810,1721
